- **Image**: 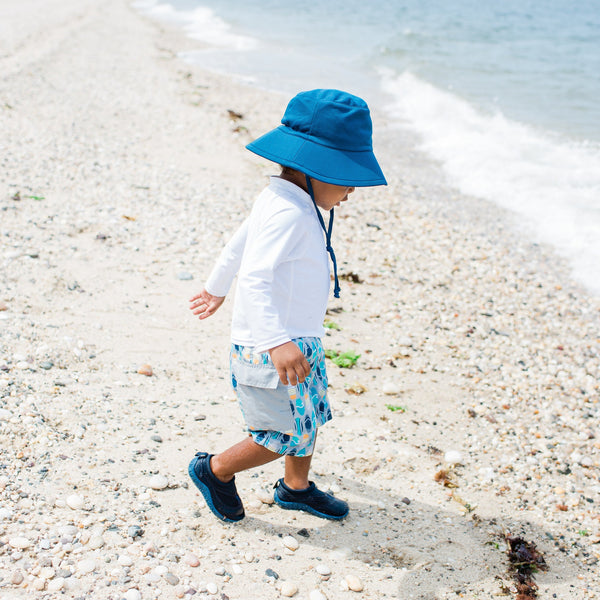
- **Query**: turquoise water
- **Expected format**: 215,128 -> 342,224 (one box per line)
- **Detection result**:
135,0 -> 600,294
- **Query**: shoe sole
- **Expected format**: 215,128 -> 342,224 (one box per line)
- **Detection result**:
274,492 -> 348,520
188,457 -> 244,523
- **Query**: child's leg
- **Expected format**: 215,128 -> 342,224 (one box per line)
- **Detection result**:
283,429 -> 316,489
210,436 -> 279,482
284,454 -> 313,489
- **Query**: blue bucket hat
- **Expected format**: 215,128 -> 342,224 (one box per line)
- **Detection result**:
246,89 -> 386,298
246,89 -> 386,187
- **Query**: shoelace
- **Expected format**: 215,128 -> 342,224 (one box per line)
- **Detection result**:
305,175 -> 341,298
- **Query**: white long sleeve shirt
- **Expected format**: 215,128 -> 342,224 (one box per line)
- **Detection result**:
205,177 -> 330,353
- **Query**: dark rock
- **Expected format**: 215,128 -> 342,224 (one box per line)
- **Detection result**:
127,525 -> 143,539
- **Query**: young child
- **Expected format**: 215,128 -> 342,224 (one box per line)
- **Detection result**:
188,89 -> 386,522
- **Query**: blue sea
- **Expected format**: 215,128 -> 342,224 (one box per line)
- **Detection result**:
135,0 -> 600,295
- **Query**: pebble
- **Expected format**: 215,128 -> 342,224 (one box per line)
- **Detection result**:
282,535 -> 299,551
345,574 -> 364,592
309,590 -> 327,600
206,582 -> 218,595
396,344 -> 412,357
137,364 -> 153,376
0,475 -> 8,489
444,450 -> 463,465
58,524 -> 78,537
0,507 -> 12,520
149,474 -> 168,490
40,361 -> 54,370
0,408 -> 12,420
316,564 -> 331,576
382,380 -> 402,395
177,271 -> 193,280
11,570 -> 24,585
64,578 -> 80,592
281,581 -> 298,597
32,578 -> 46,591
88,535 -> 105,549
124,589 -> 142,600
118,554 -> 134,566
151,434 -> 163,443
9,536 -> 31,549
76,558 -> 96,574
142,541 -> 157,556
215,566 -> 226,576
184,552 -> 200,567
40,566 -> 56,580
256,489 -> 275,504
48,577 -> 65,592
66,493 -> 84,510
164,572 -> 180,585
128,525 -> 144,539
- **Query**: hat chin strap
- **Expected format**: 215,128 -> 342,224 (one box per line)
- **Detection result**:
305,175 -> 341,299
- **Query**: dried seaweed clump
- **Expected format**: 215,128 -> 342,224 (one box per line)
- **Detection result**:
506,535 -> 548,600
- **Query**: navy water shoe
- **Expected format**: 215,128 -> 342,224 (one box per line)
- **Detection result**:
188,452 -> 244,522
273,478 -> 348,520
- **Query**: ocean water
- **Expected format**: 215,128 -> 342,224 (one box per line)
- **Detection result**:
135,0 -> 600,295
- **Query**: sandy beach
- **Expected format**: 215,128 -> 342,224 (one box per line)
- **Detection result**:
1,1 -> 599,599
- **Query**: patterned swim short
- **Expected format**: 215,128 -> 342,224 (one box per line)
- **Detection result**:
230,337 -> 331,457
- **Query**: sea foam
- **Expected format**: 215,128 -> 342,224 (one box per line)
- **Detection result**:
381,69 -> 600,294
133,0 -> 257,51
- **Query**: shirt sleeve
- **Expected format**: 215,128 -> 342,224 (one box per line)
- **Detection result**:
204,217 -> 249,297
240,207 -> 306,354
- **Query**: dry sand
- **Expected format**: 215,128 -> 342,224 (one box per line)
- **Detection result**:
1,1 -> 599,599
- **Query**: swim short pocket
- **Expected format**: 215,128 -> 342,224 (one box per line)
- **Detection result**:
231,361 -> 295,434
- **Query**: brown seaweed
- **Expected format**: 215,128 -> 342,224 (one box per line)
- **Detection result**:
505,535 -> 548,600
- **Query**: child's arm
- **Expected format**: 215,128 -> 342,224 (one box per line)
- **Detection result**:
269,341 -> 311,386
189,218 -> 249,319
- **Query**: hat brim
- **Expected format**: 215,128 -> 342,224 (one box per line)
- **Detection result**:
246,126 -> 387,187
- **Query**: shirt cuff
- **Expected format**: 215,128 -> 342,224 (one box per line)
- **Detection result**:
205,273 -> 231,298
254,336 -> 292,355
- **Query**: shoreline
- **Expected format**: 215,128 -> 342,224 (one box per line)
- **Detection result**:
1,1 -> 599,599
135,1 -> 600,300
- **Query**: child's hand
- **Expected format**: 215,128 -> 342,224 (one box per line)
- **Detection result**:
189,290 -> 225,320
269,341 -> 311,386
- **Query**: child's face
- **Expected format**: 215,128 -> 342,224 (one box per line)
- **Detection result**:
311,180 -> 355,211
